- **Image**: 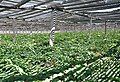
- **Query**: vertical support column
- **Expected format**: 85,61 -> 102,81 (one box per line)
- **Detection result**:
12,18 -> 17,34
74,23 -> 76,32
22,20 -> 25,34
24,21 -> 26,34
105,21 -> 107,35
88,14 -> 92,36
9,20 -> 10,34
114,21 -> 117,32
2,27 -> 5,34
12,18 -> 17,42
36,21 -> 39,34
4,21 -> 7,34
3,23 -> 5,34
90,14 -> 93,30
49,9 -> 56,47
30,22 -> 33,34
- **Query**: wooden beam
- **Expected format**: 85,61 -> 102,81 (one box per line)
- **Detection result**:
0,0 -> 3,3
14,0 -> 31,7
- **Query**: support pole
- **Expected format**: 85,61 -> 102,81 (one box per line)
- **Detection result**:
114,21 -> 117,32
12,18 -> 17,42
73,24 -> 75,31
30,22 -> 33,34
104,21 -> 107,35
89,14 -> 92,35
13,18 -> 16,34
49,9 -> 56,47
90,15 -> 93,30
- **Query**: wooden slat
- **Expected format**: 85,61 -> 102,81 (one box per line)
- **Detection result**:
14,0 -> 31,7
0,0 -> 3,3
23,10 -> 51,20
65,2 -> 120,10
62,0 -> 104,7
0,0 -> 52,19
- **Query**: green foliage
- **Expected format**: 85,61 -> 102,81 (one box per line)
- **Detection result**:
0,30 -> 120,82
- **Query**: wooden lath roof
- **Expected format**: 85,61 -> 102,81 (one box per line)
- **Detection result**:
0,0 -> 119,22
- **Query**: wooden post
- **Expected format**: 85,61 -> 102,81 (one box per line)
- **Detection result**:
30,23 -> 32,34
114,22 -> 117,32
105,21 -> 107,35
89,14 -> 92,35
74,23 -> 76,32
90,15 -> 93,30
89,14 -> 93,34
12,18 -> 17,42
49,9 -> 56,47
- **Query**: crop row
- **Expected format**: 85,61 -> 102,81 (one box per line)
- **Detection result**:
0,30 -> 120,81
